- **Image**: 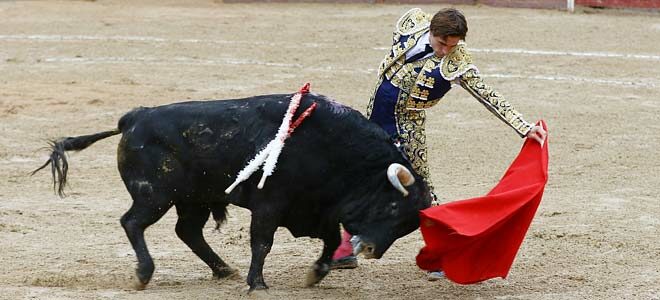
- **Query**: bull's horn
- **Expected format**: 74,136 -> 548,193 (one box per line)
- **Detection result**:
387,163 -> 415,196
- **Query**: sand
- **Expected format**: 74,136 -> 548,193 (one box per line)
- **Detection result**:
1,1 -> 658,299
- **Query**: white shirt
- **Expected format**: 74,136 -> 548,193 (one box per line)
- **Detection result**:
404,31 -> 433,61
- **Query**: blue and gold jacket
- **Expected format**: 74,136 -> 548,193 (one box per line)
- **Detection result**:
366,8 -> 534,187
367,8 -> 533,137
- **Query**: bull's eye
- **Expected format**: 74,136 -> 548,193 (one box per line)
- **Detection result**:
390,202 -> 399,215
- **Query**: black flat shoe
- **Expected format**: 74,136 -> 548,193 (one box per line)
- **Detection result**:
330,255 -> 358,270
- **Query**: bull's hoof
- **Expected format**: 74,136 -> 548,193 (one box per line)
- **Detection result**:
304,263 -> 330,287
134,266 -> 153,290
134,280 -> 147,291
248,287 -> 269,298
248,283 -> 269,294
133,273 -> 149,290
213,267 -> 240,280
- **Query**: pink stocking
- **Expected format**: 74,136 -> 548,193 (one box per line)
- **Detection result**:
332,230 -> 353,260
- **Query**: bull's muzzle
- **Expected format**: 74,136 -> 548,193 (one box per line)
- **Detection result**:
350,235 -> 377,259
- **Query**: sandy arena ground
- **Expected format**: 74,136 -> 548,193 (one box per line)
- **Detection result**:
1,1 -> 659,299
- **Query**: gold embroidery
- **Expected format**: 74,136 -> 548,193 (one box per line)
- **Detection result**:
396,98 -> 433,191
380,15 -> 431,77
403,57 -> 442,109
410,85 -> 421,98
396,8 -> 432,35
366,10 -> 444,193
420,89 -> 429,100
366,70 -> 435,192
440,42 -> 478,81
393,44 -> 405,58
460,69 -> 532,136
417,73 -> 436,88
424,75 -> 435,88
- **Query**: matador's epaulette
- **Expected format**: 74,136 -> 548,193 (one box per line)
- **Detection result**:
395,8 -> 431,36
440,41 -> 480,81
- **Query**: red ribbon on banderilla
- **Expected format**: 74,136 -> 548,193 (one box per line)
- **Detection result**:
225,83 -> 317,194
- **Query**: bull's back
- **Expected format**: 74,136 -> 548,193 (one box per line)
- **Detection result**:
117,93 -> 369,163
115,95 -> 299,203
115,93 -> 391,206
118,95 -> 289,132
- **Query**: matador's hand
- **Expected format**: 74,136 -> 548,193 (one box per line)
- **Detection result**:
526,125 -> 547,146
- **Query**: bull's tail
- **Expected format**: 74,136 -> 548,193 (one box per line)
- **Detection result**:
31,129 -> 121,197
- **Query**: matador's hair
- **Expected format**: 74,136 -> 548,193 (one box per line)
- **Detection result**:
430,8 -> 468,40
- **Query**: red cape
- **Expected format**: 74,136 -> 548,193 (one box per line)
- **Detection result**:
416,121 -> 548,284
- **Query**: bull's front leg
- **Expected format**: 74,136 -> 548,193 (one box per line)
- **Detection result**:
246,214 -> 278,292
305,223 -> 340,287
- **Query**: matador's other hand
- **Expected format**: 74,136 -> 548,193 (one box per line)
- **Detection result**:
526,125 -> 547,146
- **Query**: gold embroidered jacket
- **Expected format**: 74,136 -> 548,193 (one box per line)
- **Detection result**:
366,8 -> 533,189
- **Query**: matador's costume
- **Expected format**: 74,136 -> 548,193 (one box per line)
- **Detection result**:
366,8 -> 534,194
331,8 -> 538,264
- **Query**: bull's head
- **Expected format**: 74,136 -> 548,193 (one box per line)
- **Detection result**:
339,162 -> 431,259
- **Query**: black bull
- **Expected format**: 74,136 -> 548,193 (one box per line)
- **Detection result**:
34,93 -> 431,291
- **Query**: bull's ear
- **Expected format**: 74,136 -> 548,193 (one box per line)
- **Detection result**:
387,163 -> 415,196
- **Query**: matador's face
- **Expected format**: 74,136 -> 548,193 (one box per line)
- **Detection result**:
429,34 -> 460,58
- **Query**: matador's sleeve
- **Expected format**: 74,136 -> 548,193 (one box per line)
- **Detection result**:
459,69 -> 533,137
440,42 -> 533,137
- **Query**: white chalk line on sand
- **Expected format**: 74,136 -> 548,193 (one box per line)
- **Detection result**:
34,56 -> 658,88
484,73 -> 657,88
0,34 -> 328,49
468,48 -> 660,61
40,56 -> 307,69
2,34 -> 660,62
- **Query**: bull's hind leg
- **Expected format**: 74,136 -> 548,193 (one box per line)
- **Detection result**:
117,141 -> 183,289
120,189 -> 173,289
175,204 -> 238,279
